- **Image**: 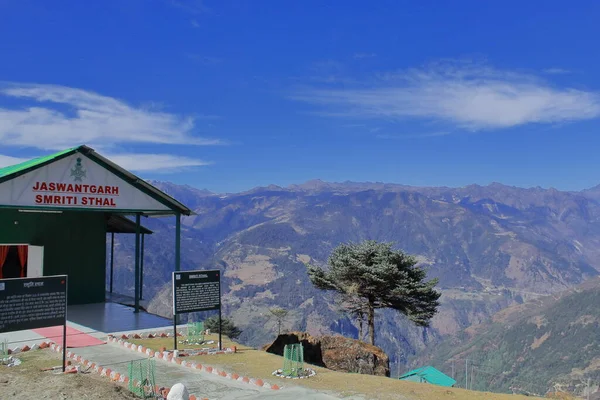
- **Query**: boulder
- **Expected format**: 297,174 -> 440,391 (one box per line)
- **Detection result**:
166,383 -> 189,400
264,331 -> 390,377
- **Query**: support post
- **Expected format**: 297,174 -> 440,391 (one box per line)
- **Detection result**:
134,213 -> 141,313
173,313 -> 178,351
470,364 -> 474,390
174,213 -> 181,325
62,275 -> 68,373
62,318 -> 67,372
465,359 -> 468,390
217,269 -> 222,351
587,378 -> 591,400
140,233 -> 145,300
109,232 -> 115,293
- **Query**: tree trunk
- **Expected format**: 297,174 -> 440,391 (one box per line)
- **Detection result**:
368,301 -> 375,346
358,312 -> 363,342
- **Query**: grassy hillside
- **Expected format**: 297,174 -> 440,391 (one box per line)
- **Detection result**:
416,277 -> 600,397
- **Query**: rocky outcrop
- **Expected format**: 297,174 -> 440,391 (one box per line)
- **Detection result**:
264,332 -> 390,377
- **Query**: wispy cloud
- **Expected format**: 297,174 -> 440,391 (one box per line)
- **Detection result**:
0,82 -> 222,172
191,19 -> 200,28
543,68 -> 571,75
302,59 -> 357,84
290,61 -> 600,130
105,153 -> 211,172
186,53 -> 223,65
169,0 -> 210,15
0,155 -> 28,168
353,53 -> 376,59
376,131 -> 450,139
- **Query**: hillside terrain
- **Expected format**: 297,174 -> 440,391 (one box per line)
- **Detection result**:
107,180 -> 600,375
416,277 -> 600,397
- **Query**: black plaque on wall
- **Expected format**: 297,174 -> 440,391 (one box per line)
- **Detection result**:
172,270 -> 221,315
0,275 -> 67,333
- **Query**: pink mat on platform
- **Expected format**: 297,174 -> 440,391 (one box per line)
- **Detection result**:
32,326 -> 106,348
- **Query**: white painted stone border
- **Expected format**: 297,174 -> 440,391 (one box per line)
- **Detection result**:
44,342 -> 210,400
108,333 -> 283,391
272,368 -> 317,379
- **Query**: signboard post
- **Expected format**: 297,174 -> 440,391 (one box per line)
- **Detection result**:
0,275 -> 68,372
172,270 -> 221,351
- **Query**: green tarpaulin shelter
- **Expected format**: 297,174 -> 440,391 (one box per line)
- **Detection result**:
399,366 -> 456,387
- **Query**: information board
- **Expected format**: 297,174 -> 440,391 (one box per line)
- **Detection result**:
172,270 -> 221,314
0,275 -> 67,333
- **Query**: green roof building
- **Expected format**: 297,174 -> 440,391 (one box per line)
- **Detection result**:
0,145 -> 192,309
399,366 -> 456,387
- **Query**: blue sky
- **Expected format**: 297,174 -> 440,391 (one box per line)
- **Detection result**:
1,0 -> 600,193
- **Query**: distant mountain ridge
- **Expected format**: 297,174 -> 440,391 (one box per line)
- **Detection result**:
109,179 -> 600,379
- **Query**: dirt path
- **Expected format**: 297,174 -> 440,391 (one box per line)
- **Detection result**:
0,349 -> 138,399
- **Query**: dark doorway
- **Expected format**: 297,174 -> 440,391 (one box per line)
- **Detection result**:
1,245 -> 28,279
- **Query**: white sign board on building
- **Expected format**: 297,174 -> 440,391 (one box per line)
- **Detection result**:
0,153 -> 171,212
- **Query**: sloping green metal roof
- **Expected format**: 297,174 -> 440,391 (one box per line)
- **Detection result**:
399,366 -> 456,387
0,145 -> 192,216
0,147 -> 77,179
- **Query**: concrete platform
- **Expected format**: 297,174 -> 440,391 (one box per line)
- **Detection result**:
0,295 -> 175,348
68,302 -> 172,334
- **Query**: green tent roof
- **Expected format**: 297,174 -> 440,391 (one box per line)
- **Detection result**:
0,147 -> 77,179
0,145 -> 192,216
399,366 -> 456,387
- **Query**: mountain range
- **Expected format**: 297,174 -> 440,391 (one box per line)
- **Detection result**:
107,179 -> 600,387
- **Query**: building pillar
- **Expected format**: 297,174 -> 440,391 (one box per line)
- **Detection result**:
134,213 -> 141,313
175,212 -> 181,324
140,233 -> 145,300
109,232 -> 115,293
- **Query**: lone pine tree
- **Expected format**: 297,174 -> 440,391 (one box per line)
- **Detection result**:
307,240 -> 440,346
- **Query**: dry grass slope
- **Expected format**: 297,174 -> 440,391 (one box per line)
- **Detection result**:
130,334 -> 544,400
0,349 -> 137,399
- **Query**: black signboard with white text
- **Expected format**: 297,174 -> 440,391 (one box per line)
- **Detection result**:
0,275 -> 67,333
172,269 -> 221,351
172,269 -> 221,314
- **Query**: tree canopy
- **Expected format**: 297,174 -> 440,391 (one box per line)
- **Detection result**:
204,315 -> 243,340
307,240 -> 441,345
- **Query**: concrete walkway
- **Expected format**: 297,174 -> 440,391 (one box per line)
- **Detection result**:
73,342 -> 358,400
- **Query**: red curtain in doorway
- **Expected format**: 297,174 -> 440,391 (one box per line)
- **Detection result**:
0,246 -> 9,279
17,245 -> 27,278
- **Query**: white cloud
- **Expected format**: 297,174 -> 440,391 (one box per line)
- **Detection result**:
291,62 -> 600,130
186,54 -> 223,66
353,53 -> 376,59
0,155 -> 28,168
376,131 -> 450,139
169,0 -> 210,14
103,153 -> 211,172
543,68 -> 571,75
0,83 -> 221,172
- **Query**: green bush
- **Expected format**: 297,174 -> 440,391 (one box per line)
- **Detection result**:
204,315 -> 242,340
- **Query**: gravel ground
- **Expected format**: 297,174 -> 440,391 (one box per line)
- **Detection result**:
0,349 -> 140,399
